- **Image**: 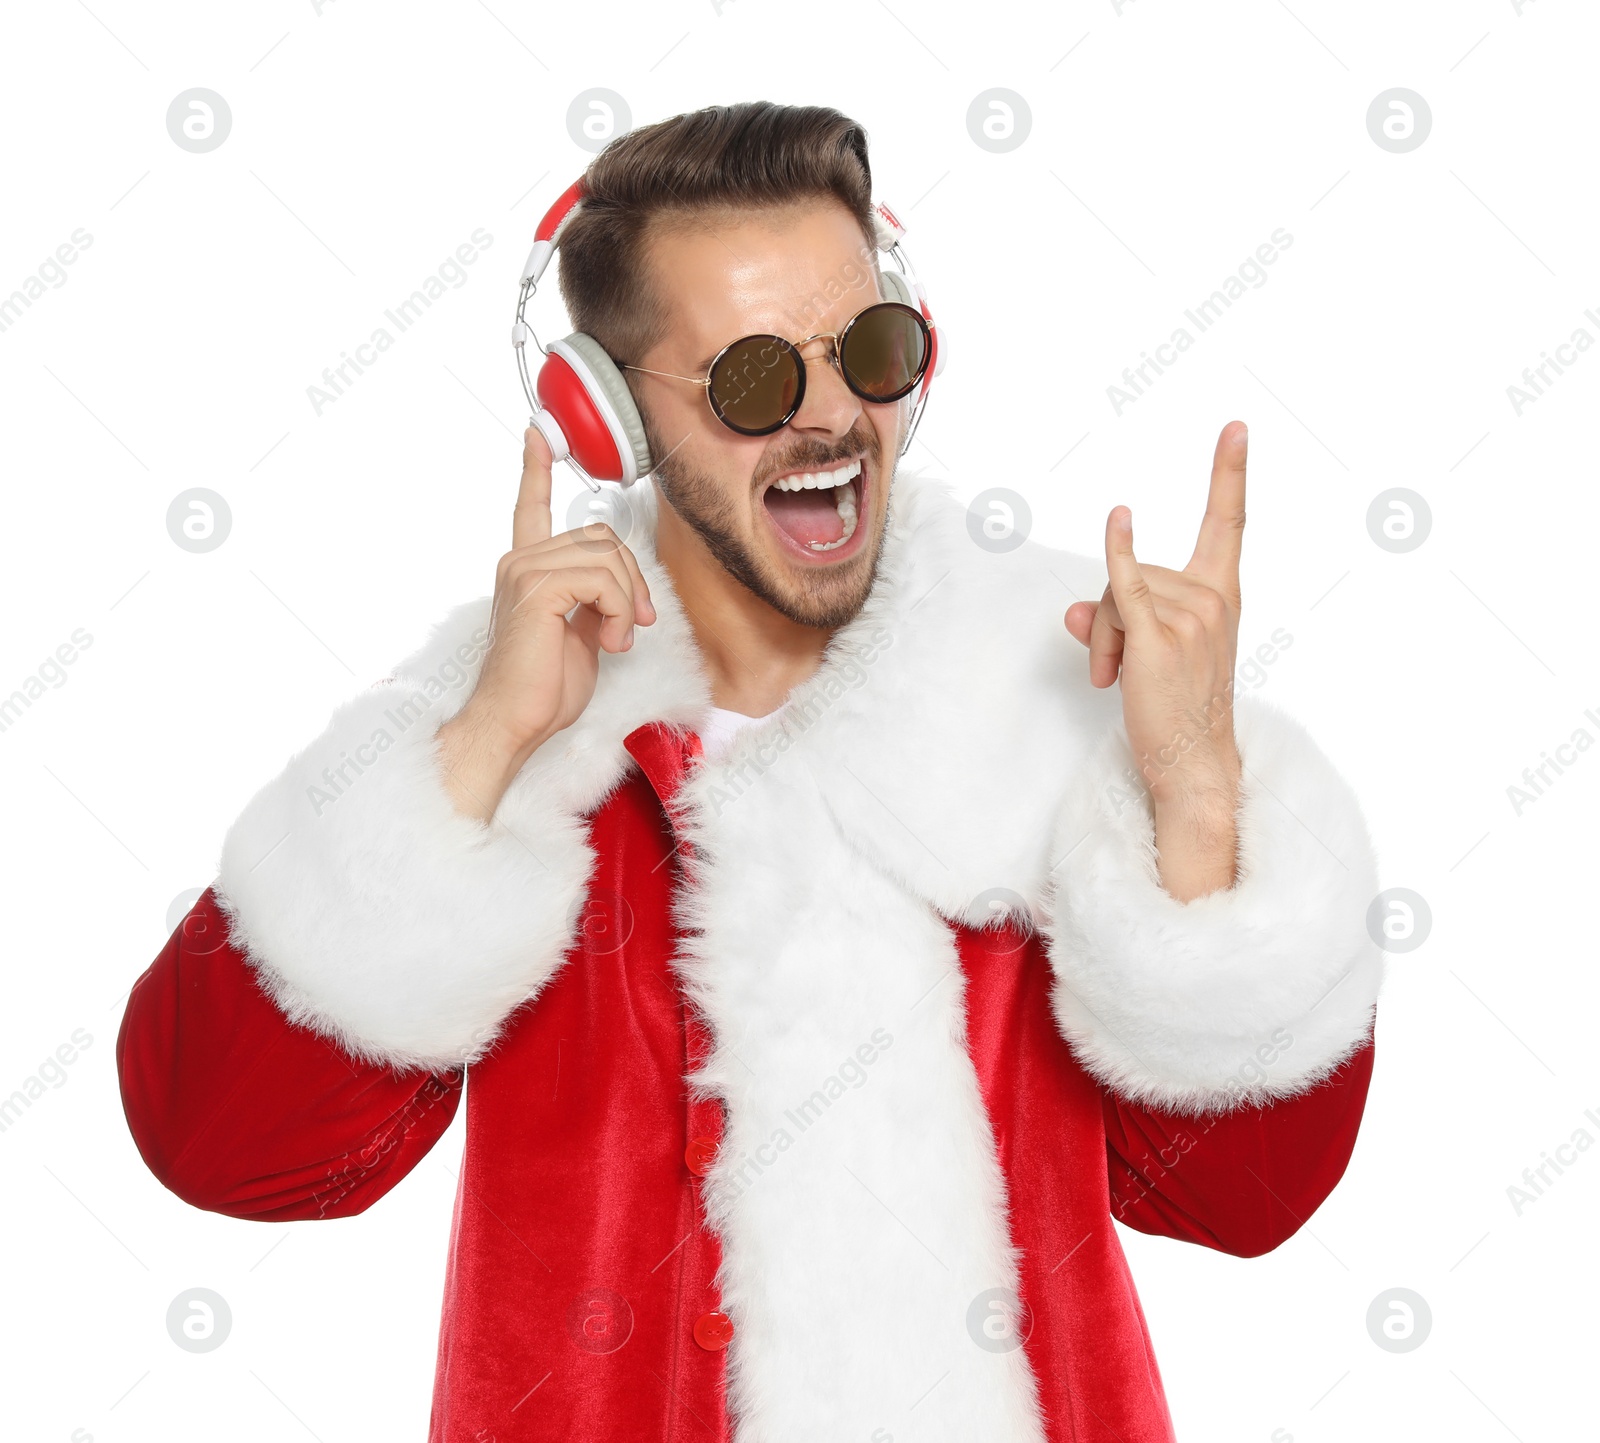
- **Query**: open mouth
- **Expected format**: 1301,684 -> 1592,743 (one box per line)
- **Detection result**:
760,455 -> 866,562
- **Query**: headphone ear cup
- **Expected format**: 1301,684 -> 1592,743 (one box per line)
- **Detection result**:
535,333 -> 654,485
879,268 -> 915,309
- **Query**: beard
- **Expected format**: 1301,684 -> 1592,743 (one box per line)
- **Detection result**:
644,413 -> 891,631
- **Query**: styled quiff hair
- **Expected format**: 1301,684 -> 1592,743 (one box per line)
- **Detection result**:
555,101 -> 881,372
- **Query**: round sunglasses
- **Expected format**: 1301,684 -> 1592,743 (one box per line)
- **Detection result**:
620,300 -> 932,437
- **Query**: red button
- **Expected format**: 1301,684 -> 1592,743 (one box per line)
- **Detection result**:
693,1310 -> 734,1351
684,1136 -> 719,1177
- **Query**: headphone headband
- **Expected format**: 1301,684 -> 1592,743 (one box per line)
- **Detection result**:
520,176 -> 589,286
525,179 -> 912,287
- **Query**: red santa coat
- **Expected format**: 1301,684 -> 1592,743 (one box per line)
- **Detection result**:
118,469 -> 1383,1442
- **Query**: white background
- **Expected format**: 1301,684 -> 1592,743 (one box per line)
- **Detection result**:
2,0 -> 1595,1439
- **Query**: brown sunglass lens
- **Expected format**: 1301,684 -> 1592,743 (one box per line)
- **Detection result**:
709,336 -> 802,435
841,303 -> 928,402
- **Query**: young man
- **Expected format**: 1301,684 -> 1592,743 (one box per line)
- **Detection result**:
118,102 -> 1382,1442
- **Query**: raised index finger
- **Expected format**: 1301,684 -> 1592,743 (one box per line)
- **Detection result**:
1186,419 -> 1247,594
513,425 -> 555,550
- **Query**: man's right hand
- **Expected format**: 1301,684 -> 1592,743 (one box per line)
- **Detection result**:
436,425 -> 656,823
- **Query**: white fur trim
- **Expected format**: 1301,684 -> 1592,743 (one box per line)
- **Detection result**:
674,750 -> 1047,1441
213,605 -> 585,1071
1041,690 -> 1384,1114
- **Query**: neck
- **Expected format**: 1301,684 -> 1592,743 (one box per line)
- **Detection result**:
654,491 -> 833,717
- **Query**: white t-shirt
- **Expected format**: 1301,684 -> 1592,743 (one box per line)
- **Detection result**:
697,705 -> 779,762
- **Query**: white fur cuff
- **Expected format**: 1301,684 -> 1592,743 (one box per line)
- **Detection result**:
214,609 -> 592,1073
1043,692 -> 1384,1114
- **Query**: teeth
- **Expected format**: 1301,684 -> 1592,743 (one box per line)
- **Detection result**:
772,458 -> 862,492
808,479 -> 860,551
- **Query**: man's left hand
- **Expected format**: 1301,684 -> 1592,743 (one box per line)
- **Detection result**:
1064,420 -> 1248,899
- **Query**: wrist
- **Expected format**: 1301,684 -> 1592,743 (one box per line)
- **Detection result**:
1152,782 -> 1238,837
436,703 -> 547,823
1151,773 -> 1240,902
1145,738 -> 1240,814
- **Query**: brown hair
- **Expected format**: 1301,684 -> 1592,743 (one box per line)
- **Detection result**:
555,101 -> 880,373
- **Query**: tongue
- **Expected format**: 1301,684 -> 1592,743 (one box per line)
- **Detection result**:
765,485 -> 843,548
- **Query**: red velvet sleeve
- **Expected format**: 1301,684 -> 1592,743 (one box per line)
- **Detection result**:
117,886 -> 463,1223
1102,1034 -> 1375,1257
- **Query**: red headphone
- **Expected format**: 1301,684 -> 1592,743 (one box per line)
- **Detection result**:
512,177 -> 945,490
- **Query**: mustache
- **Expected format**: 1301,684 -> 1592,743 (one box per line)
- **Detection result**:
756,429 -> 877,488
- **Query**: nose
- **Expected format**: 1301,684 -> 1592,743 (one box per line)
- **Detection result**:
787,334 -> 862,439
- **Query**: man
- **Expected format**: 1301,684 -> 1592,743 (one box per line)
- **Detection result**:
118,102 -> 1382,1442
